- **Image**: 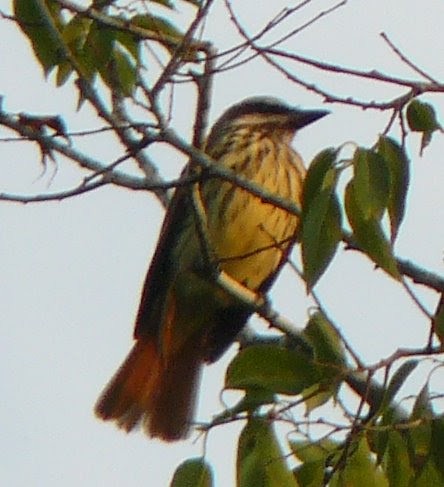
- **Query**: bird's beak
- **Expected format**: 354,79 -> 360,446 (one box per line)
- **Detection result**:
289,108 -> 329,130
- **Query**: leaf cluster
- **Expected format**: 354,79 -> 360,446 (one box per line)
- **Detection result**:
13,0 -> 200,96
173,311 -> 444,486
300,136 -> 411,290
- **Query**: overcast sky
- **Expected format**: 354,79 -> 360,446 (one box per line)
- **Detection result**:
1,1 -> 444,485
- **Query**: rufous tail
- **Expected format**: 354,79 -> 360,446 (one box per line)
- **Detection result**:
95,338 -> 202,441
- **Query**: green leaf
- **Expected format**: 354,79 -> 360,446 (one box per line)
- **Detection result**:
411,384 -> 433,421
131,13 -> 200,61
235,388 -> 275,411
114,30 -> 140,62
368,427 -> 389,467
301,149 -> 341,289
293,460 -> 324,487
301,189 -> 342,290
302,312 -> 346,413
431,417 -> 444,478
170,458 -> 213,487
368,407 -> 406,464
414,459 -> 444,487
213,388 -> 275,423
383,430 -> 413,487
109,47 -> 137,96
72,20 -> 115,81
345,181 -> 400,279
406,99 -> 441,132
408,386 -> 433,473
14,0 -> 65,73
304,312 -> 346,371
432,296 -> 444,345
237,418 -> 298,487
302,149 -> 339,209
376,137 -> 410,242
132,14 -> 183,45
80,19 -> 137,97
408,423 -> 432,474
62,15 -> 92,52
301,192 -> 342,291
330,436 -> 388,487
225,344 -> 320,395
386,361 -> 418,406
84,21 -> 115,71
56,61 -> 74,87
406,100 -> 442,155
378,360 -> 418,414
351,149 -> 390,221
57,15 -> 92,85
290,438 -> 340,463
302,385 -> 337,416
291,439 -> 340,487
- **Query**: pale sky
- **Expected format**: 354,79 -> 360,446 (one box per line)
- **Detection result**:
1,1 -> 444,485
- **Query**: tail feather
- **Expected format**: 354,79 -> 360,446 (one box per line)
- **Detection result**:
147,339 -> 202,440
95,340 -> 160,432
95,337 -> 202,441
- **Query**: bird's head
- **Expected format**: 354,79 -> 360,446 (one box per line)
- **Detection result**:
206,96 -> 329,150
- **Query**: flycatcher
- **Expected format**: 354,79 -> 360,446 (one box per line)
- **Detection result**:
95,97 -> 328,441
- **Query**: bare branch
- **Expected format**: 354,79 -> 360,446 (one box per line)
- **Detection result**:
0,180 -> 107,203
380,32 -> 440,85
151,0 -> 215,98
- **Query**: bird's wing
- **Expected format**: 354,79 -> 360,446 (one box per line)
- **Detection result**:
133,170 -> 195,340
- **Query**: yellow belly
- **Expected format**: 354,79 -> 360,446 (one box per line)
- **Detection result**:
212,190 -> 296,289
204,140 -> 304,291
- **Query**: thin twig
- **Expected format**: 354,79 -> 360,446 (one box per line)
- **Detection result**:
151,0 -> 214,97
380,32 -> 440,85
0,181 -> 107,203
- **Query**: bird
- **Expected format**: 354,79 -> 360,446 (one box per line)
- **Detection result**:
94,96 -> 328,441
